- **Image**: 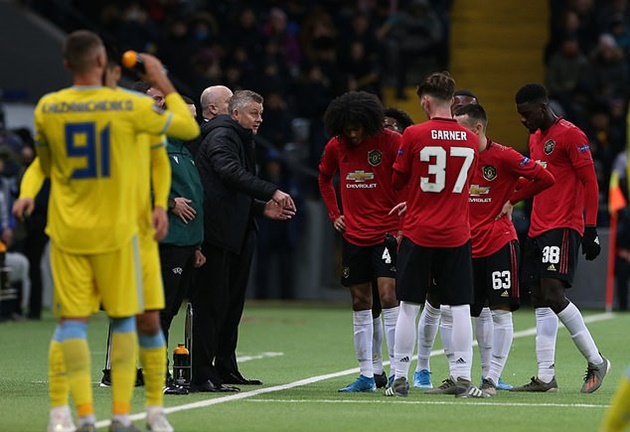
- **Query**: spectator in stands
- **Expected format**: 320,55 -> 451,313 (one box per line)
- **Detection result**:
158,17 -> 196,84
390,0 -> 443,99
257,92 -> 293,149
262,7 -> 301,73
114,2 -> 160,53
545,35 -> 590,123
586,33 -> 629,103
342,40 -> 382,97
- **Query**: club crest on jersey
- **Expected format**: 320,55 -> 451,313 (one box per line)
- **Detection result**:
342,266 -> 350,279
367,149 -> 382,166
482,165 -> 497,181
544,139 -> 555,155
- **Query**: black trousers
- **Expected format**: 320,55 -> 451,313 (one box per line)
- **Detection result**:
23,219 -> 49,319
191,229 -> 256,384
158,244 -> 197,346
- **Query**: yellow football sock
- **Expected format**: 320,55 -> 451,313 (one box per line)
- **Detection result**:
48,338 -> 68,408
60,337 -> 93,417
139,340 -> 166,407
110,318 -> 138,416
601,374 -> 630,432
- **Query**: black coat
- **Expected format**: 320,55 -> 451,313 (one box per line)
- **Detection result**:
196,115 -> 277,254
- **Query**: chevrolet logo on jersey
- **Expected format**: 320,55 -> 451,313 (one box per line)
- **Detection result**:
346,170 -> 375,182
346,170 -> 377,189
469,185 -> 490,196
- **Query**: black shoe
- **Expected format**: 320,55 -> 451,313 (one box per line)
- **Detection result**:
164,377 -> 189,395
100,369 -> 111,387
190,379 -> 240,393
100,369 -> 144,387
220,371 -> 263,385
374,372 -> 388,389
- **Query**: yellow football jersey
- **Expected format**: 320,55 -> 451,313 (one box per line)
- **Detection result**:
34,86 -> 198,254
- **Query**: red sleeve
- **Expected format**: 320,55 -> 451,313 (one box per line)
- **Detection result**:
565,127 -> 593,169
392,169 -> 408,192
318,140 -> 341,221
576,163 -> 599,226
506,150 -> 556,204
385,131 -> 409,203
392,130 -> 412,190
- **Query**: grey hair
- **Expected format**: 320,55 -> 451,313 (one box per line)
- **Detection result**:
229,90 -> 263,114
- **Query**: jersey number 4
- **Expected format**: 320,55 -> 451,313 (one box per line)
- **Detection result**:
65,122 -> 111,179
420,146 -> 475,193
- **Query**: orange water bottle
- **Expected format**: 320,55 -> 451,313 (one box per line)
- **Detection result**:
173,344 -> 190,386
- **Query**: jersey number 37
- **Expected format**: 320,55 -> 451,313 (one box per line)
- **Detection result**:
419,146 -> 475,193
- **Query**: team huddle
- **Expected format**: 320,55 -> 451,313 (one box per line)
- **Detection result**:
317,71 -> 610,399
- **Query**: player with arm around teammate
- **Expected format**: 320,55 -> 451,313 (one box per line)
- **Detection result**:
449,103 -> 555,395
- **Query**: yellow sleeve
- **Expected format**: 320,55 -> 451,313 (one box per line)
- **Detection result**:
150,136 -> 171,210
131,92 -> 199,141
19,157 -> 46,199
163,93 -> 200,140
33,100 -> 51,176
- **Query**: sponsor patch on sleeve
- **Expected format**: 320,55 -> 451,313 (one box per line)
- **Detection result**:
577,144 -> 590,153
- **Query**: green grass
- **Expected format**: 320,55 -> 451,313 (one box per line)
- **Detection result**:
0,303 -> 627,431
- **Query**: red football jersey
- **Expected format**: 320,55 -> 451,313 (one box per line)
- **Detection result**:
528,118 -> 595,237
469,141 -> 544,258
393,117 -> 478,247
318,128 -> 402,246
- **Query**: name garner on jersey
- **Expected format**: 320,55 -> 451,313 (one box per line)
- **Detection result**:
431,130 -> 468,140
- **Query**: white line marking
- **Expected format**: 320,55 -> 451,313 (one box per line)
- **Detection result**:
87,311 -> 614,429
247,398 -> 610,409
237,352 -> 284,362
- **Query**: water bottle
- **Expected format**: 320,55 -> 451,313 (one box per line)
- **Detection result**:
121,50 -> 168,75
173,343 -> 190,386
121,50 -> 146,74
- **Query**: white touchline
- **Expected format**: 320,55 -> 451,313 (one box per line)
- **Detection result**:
247,399 -> 610,409
93,312 -> 615,429
237,352 -> 284,363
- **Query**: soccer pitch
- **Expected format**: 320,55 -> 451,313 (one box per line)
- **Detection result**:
0,303 -> 626,431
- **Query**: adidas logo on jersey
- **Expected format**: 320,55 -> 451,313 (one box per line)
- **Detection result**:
501,291 -> 509,297
456,358 -> 466,365
400,356 -> 410,363
547,264 -> 556,271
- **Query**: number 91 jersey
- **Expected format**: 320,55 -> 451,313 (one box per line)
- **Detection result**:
34,86 -> 172,254
394,117 -> 478,248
